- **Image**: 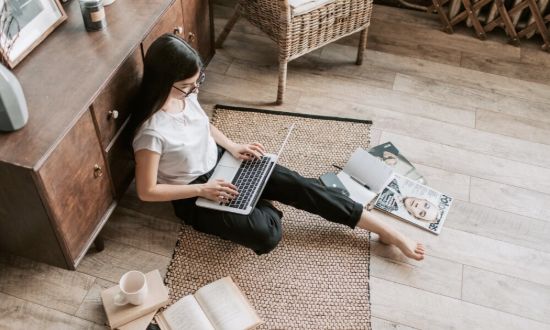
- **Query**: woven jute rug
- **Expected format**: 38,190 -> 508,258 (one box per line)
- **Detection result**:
164,105 -> 373,329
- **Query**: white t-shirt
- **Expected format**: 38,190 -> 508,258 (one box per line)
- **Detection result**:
132,93 -> 218,185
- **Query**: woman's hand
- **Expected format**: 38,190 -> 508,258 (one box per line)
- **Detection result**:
228,142 -> 266,160
199,179 -> 239,203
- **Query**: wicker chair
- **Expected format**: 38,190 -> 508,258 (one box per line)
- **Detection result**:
215,0 -> 374,104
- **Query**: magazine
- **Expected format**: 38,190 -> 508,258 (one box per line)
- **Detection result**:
336,148 -> 453,235
368,142 -> 426,184
374,173 -> 453,234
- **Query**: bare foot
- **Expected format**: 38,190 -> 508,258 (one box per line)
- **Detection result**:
379,232 -> 425,261
355,210 -> 425,260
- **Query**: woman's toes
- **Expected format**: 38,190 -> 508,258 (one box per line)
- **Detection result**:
391,234 -> 425,261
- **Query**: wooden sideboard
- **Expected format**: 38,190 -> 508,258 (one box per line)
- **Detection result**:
0,0 -> 214,269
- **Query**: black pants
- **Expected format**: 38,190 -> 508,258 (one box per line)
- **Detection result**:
172,149 -> 364,255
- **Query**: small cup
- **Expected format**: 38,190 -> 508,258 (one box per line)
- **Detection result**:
114,270 -> 148,306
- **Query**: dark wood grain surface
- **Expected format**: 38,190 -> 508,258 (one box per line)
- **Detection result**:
37,111 -> 113,262
91,49 -> 143,149
0,163 -> 68,268
0,0 -> 172,168
142,0 -> 185,54
107,124 -> 137,199
182,0 -> 215,62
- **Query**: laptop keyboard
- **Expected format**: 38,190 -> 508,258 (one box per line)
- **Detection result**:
221,156 -> 273,209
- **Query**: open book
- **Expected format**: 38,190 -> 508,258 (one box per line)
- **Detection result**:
368,142 -> 426,184
337,148 -> 453,235
155,277 -> 263,330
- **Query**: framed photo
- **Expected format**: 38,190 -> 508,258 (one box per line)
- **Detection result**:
0,0 -> 67,68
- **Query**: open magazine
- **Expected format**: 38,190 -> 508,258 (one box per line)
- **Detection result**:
336,148 -> 453,235
368,142 -> 426,184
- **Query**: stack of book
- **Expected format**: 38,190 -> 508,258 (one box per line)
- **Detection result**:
101,270 -> 170,330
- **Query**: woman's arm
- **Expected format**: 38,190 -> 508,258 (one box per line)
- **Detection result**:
210,124 -> 266,160
210,124 -> 237,151
134,149 -> 238,202
135,149 -> 201,202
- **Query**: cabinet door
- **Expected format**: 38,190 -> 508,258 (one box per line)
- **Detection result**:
38,111 -> 114,262
91,49 -> 143,149
181,0 -> 214,62
142,0 -> 185,55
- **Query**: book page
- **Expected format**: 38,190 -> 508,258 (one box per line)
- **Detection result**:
344,148 -> 394,193
156,295 -> 215,330
336,171 -> 377,206
194,277 -> 262,330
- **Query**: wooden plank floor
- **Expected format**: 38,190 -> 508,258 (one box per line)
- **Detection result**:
2,2 -> 550,329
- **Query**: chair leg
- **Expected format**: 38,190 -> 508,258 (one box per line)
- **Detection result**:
215,4 -> 241,48
276,59 -> 288,105
356,27 -> 369,65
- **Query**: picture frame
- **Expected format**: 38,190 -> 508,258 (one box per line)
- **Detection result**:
0,0 -> 67,68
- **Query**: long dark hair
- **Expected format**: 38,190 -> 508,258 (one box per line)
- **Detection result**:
130,34 -> 203,137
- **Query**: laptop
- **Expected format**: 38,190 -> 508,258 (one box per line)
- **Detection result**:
196,124 -> 295,215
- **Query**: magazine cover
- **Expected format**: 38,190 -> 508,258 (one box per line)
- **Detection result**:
369,142 -> 426,184
374,173 -> 453,235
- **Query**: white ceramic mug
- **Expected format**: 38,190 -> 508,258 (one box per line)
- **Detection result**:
114,270 -> 148,306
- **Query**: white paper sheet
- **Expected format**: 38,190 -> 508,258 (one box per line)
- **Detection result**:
336,171 -> 377,206
343,148 -> 394,193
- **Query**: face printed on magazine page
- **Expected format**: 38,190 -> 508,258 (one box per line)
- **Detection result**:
403,197 -> 438,222
382,151 -> 398,166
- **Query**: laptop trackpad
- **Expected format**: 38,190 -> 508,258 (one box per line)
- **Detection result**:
218,152 -> 241,168
210,165 -> 236,182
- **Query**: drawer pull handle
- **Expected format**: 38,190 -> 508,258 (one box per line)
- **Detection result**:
108,110 -> 119,119
94,164 -> 103,178
174,26 -> 183,35
188,32 -> 196,42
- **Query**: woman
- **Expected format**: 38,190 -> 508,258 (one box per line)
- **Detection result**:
131,34 -> 425,260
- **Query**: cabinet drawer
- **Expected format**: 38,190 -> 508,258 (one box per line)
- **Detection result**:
92,49 -> 143,149
107,127 -> 135,198
142,0 -> 184,54
38,111 -> 114,261
182,0 -> 213,61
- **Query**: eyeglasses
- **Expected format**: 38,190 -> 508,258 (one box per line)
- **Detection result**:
174,71 -> 206,98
